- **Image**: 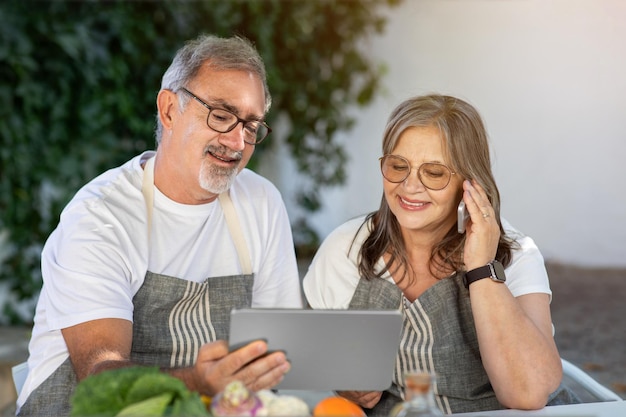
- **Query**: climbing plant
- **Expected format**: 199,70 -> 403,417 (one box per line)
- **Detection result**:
0,0 -> 400,324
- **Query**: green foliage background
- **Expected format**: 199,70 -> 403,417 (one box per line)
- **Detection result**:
0,0 -> 400,324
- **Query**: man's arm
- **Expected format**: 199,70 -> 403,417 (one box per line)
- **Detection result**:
62,318 -> 133,379
62,318 -> 291,396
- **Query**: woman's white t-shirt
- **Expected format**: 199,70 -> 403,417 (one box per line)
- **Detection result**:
303,215 -> 551,309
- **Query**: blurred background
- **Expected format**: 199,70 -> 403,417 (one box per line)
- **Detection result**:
1,0 -> 625,413
2,0 -> 625,325
273,0 -> 626,269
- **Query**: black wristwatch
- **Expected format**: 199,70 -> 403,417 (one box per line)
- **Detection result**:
464,260 -> 506,289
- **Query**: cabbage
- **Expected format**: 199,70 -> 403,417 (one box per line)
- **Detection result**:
70,366 -> 208,416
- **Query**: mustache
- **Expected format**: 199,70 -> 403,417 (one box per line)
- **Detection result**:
203,144 -> 243,162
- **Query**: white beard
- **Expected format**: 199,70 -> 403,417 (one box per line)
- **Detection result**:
198,159 -> 238,194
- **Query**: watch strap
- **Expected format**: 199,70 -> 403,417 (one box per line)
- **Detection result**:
464,260 -> 506,289
464,264 -> 492,288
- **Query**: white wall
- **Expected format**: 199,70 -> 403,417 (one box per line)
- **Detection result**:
264,0 -> 626,268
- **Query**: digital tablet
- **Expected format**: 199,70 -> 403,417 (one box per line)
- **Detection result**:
228,308 -> 403,391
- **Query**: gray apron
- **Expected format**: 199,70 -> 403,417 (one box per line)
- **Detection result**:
19,156 -> 254,416
348,273 -> 579,416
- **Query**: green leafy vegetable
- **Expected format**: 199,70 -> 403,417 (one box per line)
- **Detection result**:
70,366 -> 209,416
116,392 -> 174,416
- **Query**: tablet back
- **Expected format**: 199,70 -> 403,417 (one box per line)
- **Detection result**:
229,308 -> 402,391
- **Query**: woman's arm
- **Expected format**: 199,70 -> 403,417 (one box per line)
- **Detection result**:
462,180 -> 562,409
470,285 -> 562,409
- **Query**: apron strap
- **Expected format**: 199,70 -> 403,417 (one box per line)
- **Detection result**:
142,156 -> 155,241
141,155 -> 252,275
218,191 -> 253,276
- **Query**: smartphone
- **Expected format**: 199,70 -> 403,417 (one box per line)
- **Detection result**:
457,200 -> 469,234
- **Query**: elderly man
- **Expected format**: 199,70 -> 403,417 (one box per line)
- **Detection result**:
18,34 -> 302,416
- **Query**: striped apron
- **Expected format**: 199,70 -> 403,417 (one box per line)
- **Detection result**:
18,157 -> 254,416
348,273 -> 579,416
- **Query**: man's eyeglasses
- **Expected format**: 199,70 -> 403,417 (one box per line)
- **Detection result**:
178,87 -> 271,145
379,154 -> 456,190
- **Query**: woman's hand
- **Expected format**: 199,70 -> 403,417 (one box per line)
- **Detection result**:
462,179 -> 501,270
336,390 -> 382,409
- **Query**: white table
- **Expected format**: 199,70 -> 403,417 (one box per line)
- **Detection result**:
451,400 -> 626,417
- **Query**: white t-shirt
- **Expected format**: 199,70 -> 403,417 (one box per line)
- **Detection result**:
18,151 -> 302,408
303,215 -> 551,309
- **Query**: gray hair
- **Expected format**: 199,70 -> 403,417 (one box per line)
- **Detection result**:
155,34 -> 272,143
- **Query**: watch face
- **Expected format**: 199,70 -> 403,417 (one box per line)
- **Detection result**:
491,260 -> 506,283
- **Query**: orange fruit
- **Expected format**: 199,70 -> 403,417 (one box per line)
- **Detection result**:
313,396 -> 366,417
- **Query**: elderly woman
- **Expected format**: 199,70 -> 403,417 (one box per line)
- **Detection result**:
303,95 -> 577,415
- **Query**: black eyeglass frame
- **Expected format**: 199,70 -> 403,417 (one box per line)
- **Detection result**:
178,87 -> 271,145
379,154 -> 457,191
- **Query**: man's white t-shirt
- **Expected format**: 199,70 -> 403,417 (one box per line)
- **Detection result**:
18,151 -> 302,408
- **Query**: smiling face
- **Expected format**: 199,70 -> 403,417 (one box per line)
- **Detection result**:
155,65 -> 266,204
383,126 -> 463,240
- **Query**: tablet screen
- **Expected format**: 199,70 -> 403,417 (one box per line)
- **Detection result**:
229,308 -> 402,391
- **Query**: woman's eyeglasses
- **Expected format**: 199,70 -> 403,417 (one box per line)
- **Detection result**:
379,154 -> 456,190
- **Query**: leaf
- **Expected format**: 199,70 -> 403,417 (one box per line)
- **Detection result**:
168,392 -> 211,417
116,392 -> 174,417
70,367 -> 161,416
126,372 -> 190,405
